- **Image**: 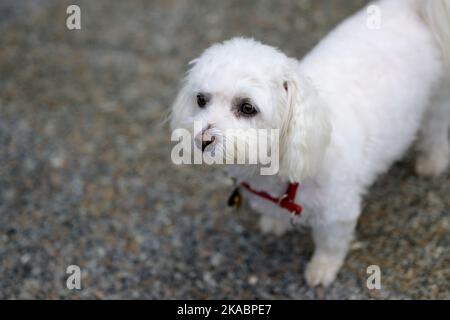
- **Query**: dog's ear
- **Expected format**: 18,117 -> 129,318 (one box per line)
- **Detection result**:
170,82 -> 193,131
279,67 -> 332,181
170,59 -> 200,130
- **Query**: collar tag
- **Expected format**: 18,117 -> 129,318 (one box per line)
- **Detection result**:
227,187 -> 242,208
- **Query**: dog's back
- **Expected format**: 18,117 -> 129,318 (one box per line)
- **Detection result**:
298,0 -> 448,187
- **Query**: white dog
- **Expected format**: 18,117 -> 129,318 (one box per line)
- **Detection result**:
170,0 -> 450,287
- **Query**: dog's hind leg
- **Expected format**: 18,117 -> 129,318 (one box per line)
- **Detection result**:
416,86 -> 450,177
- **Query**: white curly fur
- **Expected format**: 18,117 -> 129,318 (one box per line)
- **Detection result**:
171,0 -> 450,287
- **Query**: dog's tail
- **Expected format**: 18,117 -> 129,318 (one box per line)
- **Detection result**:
421,0 -> 450,79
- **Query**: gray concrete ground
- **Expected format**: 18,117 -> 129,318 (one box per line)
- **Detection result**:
0,0 -> 448,299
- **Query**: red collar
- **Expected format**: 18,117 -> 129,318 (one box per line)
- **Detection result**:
240,182 -> 302,216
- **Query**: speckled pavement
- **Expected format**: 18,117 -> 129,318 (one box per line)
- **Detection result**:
0,0 -> 448,299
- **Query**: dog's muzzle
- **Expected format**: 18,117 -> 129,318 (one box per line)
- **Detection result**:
194,125 -> 216,152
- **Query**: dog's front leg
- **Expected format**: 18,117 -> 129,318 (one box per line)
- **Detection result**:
305,219 -> 356,287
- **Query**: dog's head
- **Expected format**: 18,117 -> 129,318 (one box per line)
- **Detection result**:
170,37 -> 331,180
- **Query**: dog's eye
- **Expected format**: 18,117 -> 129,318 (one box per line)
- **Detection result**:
239,102 -> 257,116
197,93 -> 207,108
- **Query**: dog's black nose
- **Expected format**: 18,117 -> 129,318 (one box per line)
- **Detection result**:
202,135 -> 215,152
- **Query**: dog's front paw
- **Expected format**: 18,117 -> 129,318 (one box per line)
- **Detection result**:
304,256 -> 343,287
259,216 -> 291,236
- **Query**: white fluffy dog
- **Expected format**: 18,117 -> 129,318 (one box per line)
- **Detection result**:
171,0 -> 450,287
